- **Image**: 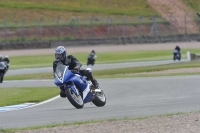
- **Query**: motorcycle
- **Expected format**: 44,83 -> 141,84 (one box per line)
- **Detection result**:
87,58 -> 95,66
54,62 -> 106,109
87,53 -> 97,66
0,61 -> 8,83
173,50 -> 181,61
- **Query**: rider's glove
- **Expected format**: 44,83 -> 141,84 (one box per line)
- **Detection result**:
74,66 -> 80,71
71,66 -> 80,73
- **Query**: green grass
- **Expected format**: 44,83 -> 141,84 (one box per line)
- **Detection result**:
0,1 -> 165,30
183,0 -> 200,12
5,73 -> 53,80
9,49 -> 200,69
0,0 -> 156,17
0,87 -> 58,107
10,54 -> 54,69
93,61 -> 200,76
0,1 -> 166,42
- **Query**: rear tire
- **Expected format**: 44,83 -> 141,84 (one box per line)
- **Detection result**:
65,88 -> 84,109
92,90 -> 106,107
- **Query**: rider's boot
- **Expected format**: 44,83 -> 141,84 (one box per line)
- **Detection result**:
85,69 -> 99,90
91,77 -> 99,89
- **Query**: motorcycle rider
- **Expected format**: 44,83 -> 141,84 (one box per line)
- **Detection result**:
175,45 -> 181,53
87,50 -> 97,66
3,55 -> 10,64
53,46 -> 99,98
0,55 -> 6,67
0,55 -> 7,83
3,55 -> 10,69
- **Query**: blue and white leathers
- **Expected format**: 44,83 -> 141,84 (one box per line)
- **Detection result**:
54,64 -> 94,103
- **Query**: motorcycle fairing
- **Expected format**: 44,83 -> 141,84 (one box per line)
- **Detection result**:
68,77 -> 93,103
65,84 -> 79,95
82,84 -> 94,103
54,66 -> 74,86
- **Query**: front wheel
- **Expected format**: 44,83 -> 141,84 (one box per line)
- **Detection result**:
92,89 -> 106,107
65,88 -> 84,109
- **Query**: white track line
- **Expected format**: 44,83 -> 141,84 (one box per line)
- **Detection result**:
0,95 -> 60,112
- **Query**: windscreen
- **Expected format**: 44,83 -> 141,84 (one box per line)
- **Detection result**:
55,62 -> 66,80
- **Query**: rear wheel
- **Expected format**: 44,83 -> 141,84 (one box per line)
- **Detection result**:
65,88 -> 84,109
92,89 -> 106,107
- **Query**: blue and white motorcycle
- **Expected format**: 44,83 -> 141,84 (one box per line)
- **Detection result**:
54,62 -> 106,109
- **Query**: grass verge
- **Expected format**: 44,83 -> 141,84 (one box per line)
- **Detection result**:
0,87 -> 58,107
0,0 -> 157,18
93,61 -> 200,77
183,0 -> 200,12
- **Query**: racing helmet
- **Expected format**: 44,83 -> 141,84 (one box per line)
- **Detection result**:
54,46 -> 66,61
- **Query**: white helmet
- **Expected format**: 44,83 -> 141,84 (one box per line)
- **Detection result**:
54,46 -> 66,61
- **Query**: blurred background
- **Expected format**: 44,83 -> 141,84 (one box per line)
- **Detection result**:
0,0 -> 200,48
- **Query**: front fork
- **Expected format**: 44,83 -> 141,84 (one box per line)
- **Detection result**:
65,83 -> 79,96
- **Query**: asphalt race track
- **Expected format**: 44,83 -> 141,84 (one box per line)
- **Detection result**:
2,60 -> 200,129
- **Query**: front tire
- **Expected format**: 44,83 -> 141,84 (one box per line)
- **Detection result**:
92,89 -> 106,107
65,88 -> 84,109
